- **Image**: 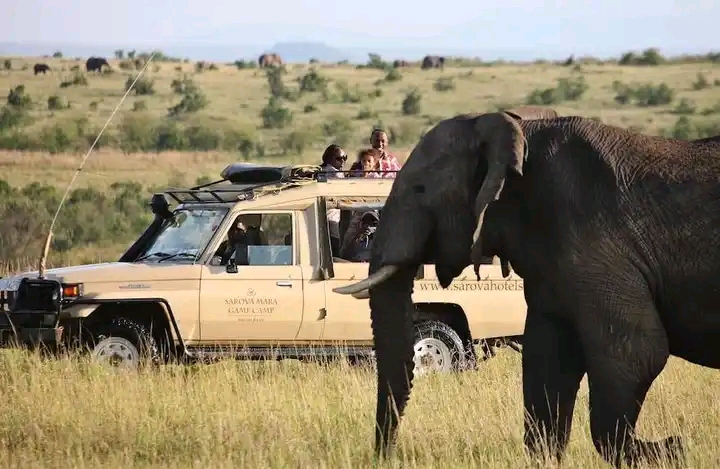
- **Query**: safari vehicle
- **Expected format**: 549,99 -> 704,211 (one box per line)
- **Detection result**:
0,163 -> 526,374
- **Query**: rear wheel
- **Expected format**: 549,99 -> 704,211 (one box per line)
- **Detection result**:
412,320 -> 466,376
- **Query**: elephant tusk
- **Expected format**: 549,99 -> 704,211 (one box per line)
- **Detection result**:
351,290 -> 370,299
332,265 -> 400,295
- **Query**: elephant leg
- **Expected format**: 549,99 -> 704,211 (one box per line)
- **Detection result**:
578,286 -> 684,468
522,307 -> 586,464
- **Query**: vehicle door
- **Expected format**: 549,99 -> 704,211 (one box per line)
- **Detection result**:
199,210 -> 305,344
322,207 -> 376,343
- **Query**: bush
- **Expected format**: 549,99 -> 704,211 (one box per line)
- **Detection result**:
322,116 -> 354,147
7,85 -> 32,108
614,82 -> 674,107
671,98 -> 696,115
125,76 -> 155,95
383,68 -> 402,82
167,82 -> 208,117
280,130 -> 315,155
401,89 -> 422,115
265,67 -> 287,99
3,59 -> 11,70
0,179 -> 154,266
692,73 -> 711,90
298,69 -> 329,93
59,71 -> 88,88
618,48 -> 666,66
433,77 -> 456,92
663,116 -> 720,140
526,76 -> 588,105
47,95 -> 69,110
260,97 -> 292,129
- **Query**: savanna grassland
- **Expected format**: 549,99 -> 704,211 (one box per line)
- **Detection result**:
0,49 -> 719,468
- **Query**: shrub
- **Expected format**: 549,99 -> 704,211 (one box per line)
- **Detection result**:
671,98 -> 696,115
383,68 -> 402,82
125,75 -> 155,95
260,97 -> 292,129
433,77 -> 456,92
401,89 -> 422,115
7,85 -> 32,108
3,59 -> 11,70
132,101 -> 147,112
265,66 -> 287,99
280,130 -> 315,155
167,82 -> 208,117
298,69 -> 329,93
692,73 -> 711,90
526,76 -> 588,105
59,71 -> 88,88
322,116 -> 354,147
618,48 -> 666,66
47,95 -> 69,110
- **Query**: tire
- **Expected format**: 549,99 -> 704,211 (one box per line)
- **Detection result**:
88,317 -> 160,369
412,320 -> 467,376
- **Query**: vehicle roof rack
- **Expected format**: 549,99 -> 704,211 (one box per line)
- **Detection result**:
163,163 -> 321,204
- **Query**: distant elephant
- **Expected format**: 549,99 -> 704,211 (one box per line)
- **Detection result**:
33,63 -> 50,75
86,56 -> 110,73
333,110 -> 720,467
258,53 -> 284,68
420,55 -> 445,70
392,59 -> 410,68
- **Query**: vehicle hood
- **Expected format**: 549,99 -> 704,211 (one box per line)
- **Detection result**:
0,262 -> 199,292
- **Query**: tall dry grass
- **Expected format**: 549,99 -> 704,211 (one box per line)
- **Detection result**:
0,349 -> 716,468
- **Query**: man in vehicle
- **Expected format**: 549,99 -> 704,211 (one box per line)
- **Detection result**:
369,129 -> 401,178
339,210 -> 379,262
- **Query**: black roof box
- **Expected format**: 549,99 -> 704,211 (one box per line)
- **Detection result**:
220,163 -> 292,185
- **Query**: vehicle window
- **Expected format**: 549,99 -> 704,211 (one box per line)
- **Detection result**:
138,208 -> 228,262
214,212 -> 294,266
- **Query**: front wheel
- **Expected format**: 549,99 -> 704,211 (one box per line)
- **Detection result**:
88,317 -> 160,369
412,320 -> 466,376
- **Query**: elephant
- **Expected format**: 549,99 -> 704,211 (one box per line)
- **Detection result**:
421,55 -> 445,70
86,57 -> 110,73
258,53 -> 284,68
33,63 -> 50,75
393,59 -> 411,68
333,110 -> 720,467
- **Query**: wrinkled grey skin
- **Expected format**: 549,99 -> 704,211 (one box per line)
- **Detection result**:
334,112 -> 720,468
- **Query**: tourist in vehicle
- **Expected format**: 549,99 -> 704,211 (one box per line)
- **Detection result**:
349,148 -> 381,178
318,144 -> 346,256
215,214 -> 265,265
369,129 -> 401,178
339,210 -> 379,262
319,144 -> 347,178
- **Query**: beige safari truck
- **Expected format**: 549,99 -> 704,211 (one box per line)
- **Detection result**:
0,163 -> 526,373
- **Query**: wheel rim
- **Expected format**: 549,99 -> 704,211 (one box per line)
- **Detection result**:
91,337 -> 140,368
413,337 -> 453,375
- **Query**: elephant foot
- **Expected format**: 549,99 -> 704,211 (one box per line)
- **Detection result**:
624,436 -> 685,469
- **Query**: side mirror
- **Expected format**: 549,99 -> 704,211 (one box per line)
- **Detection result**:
226,259 -> 238,274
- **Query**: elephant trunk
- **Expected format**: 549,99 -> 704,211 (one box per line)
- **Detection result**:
368,263 -> 418,458
471,114 -> 526,280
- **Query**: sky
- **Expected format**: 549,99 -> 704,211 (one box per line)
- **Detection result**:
2,0 -> 719,60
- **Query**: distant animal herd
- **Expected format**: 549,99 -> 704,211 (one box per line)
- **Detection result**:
28,53 -> 447,75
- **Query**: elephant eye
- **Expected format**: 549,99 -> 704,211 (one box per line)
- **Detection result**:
412,184 -> 425,194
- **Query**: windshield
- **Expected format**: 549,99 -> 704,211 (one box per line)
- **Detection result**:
137,207 -> 228,262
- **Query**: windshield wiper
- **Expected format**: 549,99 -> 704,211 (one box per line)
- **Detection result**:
157,252 -> 198,263
134,252 -> 170,262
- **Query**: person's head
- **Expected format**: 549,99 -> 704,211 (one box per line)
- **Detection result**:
370,129 -> 389,152
321,144 -> 347,170
361,210 -> 380,229
228,214 -> 261,242
357,148 -> 382,172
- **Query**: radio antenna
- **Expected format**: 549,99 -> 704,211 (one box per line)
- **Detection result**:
37,51 -> 158,279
